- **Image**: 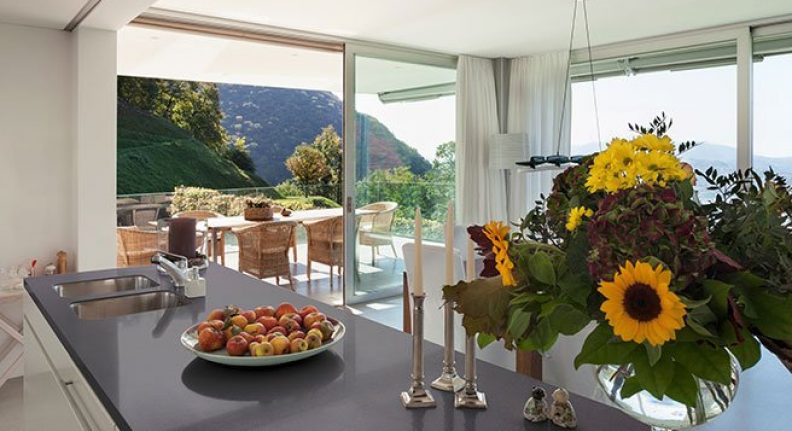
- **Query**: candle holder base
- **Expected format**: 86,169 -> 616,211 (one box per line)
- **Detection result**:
431,372 -> 465,392
455,388 -> 488,409
400,387 -> 437,409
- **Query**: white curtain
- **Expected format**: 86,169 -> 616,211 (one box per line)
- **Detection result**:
456,56 -> 508,225
507,51 -> 571,221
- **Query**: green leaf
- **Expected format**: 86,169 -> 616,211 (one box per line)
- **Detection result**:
686,318 -> 716,338
549,304 -> 591,335
620,376 -> 643,399
680,296 -> 711,309
672,343 -> 732,385
728,329 -> 761,370
507,309 -> 532,339
735,285 -> 792,339
517,318 -> 559,353
664,363 -> 699,407
574,322 -> 638,369
528,251 -> 556,286
644,343 -> 662,367
633,350 -> 675,399
477,333 -> 496,349
558,272 -> 591,307
702,279 -> 732,317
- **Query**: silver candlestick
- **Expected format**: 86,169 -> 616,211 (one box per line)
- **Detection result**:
401,293 -> 436,408
431,302 -> 465,392
455,333 -> 487,409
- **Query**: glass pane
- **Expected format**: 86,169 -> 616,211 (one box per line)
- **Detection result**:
349,55 -> 456,304
753,52 -> 792,179
572,65 -> 737,201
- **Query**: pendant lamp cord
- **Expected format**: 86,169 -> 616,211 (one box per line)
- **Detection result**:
555,0 -> 603,156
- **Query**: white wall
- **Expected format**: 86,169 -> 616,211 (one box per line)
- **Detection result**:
0,23 -> 76,272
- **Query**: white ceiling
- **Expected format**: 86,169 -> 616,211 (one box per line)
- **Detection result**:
0,0 -> 86,29
152,0 -> 792,57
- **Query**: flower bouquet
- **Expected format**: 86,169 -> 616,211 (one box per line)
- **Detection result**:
443,115 -> 792,429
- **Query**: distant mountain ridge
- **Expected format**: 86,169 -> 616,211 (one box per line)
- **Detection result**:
218,84 -> 431,185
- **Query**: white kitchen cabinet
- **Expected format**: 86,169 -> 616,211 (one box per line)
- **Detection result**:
24,292 -> 118,431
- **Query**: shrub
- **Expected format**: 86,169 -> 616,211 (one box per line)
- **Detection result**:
170,186 -> 338,216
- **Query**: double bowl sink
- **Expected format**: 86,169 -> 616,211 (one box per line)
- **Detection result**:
55,275 -> 186,320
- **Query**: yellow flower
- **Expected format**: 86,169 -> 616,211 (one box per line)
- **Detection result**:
483,221 -> 516,287
632,134 -> 675,152
565,206 -> 594,231
598,261 -> 687,346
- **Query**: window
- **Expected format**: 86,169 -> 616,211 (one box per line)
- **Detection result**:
753,52 -> 792,179
571,64 -> 737,201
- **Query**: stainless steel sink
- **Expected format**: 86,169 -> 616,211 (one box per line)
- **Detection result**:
55,276 -> 159,299
70,291 -> 183,320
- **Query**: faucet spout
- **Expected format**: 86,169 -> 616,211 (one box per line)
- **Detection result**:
152,252 -> 190,288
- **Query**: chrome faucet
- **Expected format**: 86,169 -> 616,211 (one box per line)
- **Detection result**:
151,252 -> 191,288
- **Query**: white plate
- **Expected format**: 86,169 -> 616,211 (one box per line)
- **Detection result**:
181,318 -> 345,366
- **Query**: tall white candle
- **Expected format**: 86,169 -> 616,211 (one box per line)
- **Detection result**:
466,237 -> 476,282
414,207 -> 424,296
445,202 -> 454,286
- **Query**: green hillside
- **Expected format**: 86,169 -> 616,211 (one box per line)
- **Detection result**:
117,101 -> 268,195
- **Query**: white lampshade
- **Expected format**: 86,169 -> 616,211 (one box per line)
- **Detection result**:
489,133 -> 529,170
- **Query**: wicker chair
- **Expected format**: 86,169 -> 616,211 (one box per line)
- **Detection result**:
116,227 -> 160,267
358,202 -> 398,265
304,216 -> 344,283
174,210 -> 226,265
233,221 -> 297,290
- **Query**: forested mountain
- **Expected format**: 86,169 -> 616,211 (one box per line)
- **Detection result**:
117,101 -> 266,194
219,84 -> 431,184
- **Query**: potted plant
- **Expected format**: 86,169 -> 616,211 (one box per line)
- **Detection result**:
243,198 -> 274,221
444,115 -> 792,430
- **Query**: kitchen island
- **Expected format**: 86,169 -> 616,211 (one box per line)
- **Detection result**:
24,263 -> 789,431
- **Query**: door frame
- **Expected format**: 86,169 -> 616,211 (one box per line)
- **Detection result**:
341,43 -> 457,306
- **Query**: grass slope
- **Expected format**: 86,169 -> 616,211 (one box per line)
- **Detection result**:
117,101 -> 267,195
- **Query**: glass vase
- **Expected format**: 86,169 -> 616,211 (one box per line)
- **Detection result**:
594,358 -> 739,431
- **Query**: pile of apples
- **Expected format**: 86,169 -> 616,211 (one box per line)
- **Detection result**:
196,302 -> 335,357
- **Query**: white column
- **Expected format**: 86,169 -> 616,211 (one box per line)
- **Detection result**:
736,27 -> 754,172
73,28 -> 117,271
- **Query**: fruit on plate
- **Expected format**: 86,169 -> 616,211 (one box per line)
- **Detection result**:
270,335 -> 290,355
230,314 -> 248,329
192,303 -> 339,358
299,305 -> 319,320
288,331 -> 306,341
290,338 -> 308,353
197,320 -> 224,333
244,322 -> 266,335
305,333 -> 322,349
254,305 -> 276,318
226,335 -> 249,356
303,312 -> 326,329
252,341 -> 274,357
317,321 -> 335,341
275,302 -> 298,319
198,328 -> 225,352
257,316 -> 278,330
240,310 -> 257,324
224,325 -> 244,341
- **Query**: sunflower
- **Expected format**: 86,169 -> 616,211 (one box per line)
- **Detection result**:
598,261 -> 686,346
482,221 -> 516,287
565,206 -> 594,232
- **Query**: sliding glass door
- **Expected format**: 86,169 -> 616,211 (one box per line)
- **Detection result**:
342,45 -> 456,306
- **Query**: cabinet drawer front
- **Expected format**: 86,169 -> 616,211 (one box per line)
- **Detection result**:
24,293 -> 117,430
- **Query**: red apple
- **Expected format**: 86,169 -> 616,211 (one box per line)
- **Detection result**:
226,335 -> 249,356
257,316 -> 278,331
198,328 -> 225,352
240,310 -> 257,324
275,302 -> 298,319
206,309 -> 226,322
303,312 -> 326,329
253,334 -> 267,344
230,314 -> 248,329
299,305 -> 319,320
281,313 -> 303,326
254,306 -> 276,318
239,332 -> 255,344
288,331 -> 306,341
197,319 -> 224,333
267,325 -> 287,335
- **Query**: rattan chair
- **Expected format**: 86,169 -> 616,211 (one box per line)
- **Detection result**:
358,202 -> 398,265
303,216 -> 344,283
116,227 -> 160,267
233,221 -> 297,290
174,210 -> 226,265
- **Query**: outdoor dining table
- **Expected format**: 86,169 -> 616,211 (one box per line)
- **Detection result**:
205,207 -> 374,263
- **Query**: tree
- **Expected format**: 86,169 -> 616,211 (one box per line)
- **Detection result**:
226,136 -> 256,174
312,125 -> 342,184
285,145 -> 330,195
